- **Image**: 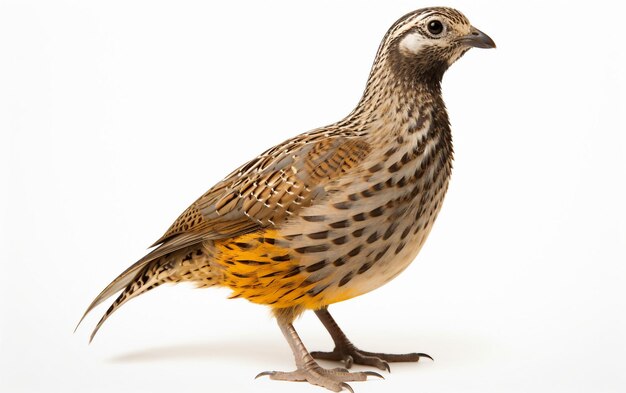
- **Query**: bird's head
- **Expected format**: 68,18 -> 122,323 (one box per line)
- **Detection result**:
380,7 -> 495,86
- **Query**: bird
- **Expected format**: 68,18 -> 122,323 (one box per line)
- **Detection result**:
76,6 -> 495,392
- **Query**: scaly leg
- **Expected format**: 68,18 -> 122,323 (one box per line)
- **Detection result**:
311,307 -> 432,372
256,313 -> 383,392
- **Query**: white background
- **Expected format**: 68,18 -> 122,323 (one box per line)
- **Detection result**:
1,1 -> 625,392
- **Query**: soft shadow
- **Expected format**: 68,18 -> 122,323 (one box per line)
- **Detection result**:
109,338 -> 286,364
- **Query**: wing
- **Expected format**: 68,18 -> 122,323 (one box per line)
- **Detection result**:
151,131 -> 371,254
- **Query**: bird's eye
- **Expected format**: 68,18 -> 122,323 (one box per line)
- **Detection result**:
427,20 -> 444,36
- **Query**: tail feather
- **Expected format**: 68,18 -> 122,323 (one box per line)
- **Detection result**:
74,260 -> 151,333
76,243 -> 215,341
76,232 -> 211,333
89,265 -> 167,342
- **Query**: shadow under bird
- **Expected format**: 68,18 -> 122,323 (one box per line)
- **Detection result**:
76,6 -> 495,392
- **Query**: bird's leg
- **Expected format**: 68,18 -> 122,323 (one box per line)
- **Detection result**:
256,313 -> 383,392
311,307 -> 432,372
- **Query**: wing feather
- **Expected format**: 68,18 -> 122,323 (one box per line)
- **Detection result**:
152,132 -> 370,248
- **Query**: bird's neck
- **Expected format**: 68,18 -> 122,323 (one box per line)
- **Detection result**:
341,60 -> 451,153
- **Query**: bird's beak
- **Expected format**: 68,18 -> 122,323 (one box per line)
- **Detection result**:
459,26 -> 496,49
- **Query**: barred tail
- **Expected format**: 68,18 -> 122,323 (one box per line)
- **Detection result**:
88,259 -> 172,342
76,244 -> 214,342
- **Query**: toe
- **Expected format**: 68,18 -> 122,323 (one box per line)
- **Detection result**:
311,350 -> 341,361
358,350 -> 432,363
351,353 -> 390,372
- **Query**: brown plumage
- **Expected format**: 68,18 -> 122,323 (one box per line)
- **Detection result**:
77,7 -> 494,392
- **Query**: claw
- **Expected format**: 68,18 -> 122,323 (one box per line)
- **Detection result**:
340,382 -> 354,393
417,352 -> 434,361
363,371 -> 384,379
254,371 -> 275,379
415,352 -> 435,362
382,361 -> 391,373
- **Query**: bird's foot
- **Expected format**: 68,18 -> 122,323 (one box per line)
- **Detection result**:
256,364 -> 383,392
311,344 -> 432,372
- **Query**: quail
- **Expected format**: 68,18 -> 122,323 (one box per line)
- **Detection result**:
77,7 -> 495,392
